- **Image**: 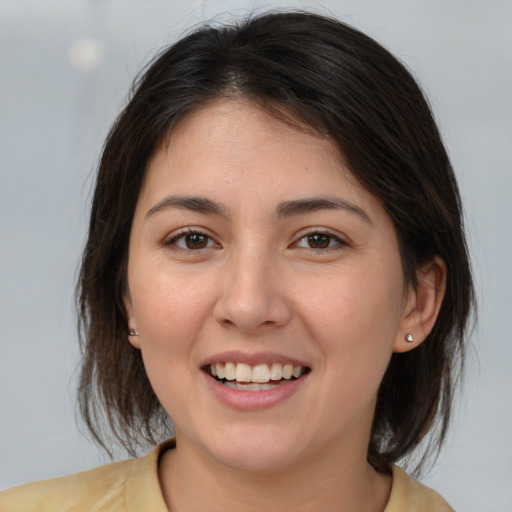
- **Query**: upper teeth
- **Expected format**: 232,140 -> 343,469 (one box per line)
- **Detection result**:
210,362 -> 304,383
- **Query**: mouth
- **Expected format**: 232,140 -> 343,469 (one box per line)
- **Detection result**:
203,362 -> 311,391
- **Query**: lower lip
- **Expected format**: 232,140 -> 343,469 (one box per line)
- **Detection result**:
202,372 -> 309,411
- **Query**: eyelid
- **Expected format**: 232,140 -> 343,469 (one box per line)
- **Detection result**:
162,227 -> 221,250
291,228 -> 349,251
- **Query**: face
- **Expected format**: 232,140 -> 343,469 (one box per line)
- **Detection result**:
125,100 -> 414,472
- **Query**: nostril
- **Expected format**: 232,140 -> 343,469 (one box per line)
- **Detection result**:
212,279 -> 292,332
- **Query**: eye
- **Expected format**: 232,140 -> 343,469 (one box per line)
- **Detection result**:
294,231 -> 346,251
165,230 -> 218,251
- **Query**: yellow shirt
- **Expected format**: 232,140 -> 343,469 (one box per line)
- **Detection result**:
0,440 -> 454,511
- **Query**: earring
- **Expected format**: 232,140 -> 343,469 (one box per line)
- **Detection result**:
128,328 -> 139,336
405,333 -> 414,343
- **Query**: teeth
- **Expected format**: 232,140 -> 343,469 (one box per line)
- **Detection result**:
282,364 -> 293,379
270,362 -> 282,380
235,363 -> 252,382
223,381 -> 279,391
209,362 -> 306,384
215,362 -> 225,379
224,362 -> 236,381
252,364 -> 271,383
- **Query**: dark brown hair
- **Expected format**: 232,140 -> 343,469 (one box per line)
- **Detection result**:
77,10 -> 475,473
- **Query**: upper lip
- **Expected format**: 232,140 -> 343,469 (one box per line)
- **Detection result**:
201,351 -> 310,368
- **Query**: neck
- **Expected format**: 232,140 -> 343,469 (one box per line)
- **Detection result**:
158,435 -> 391,512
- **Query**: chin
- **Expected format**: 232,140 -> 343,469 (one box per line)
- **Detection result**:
202,426 -> 304,473
218,446 -> 297,473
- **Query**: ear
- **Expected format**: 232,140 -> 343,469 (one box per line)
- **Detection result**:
124,293 -> 141,349
394,256 -> 447,353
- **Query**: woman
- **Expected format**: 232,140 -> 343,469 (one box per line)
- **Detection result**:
0,11 -> 474,511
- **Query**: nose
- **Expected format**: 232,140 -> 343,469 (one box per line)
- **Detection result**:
213,250 -> 292,333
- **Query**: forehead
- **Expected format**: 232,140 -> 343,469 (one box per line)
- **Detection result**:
144,100 -> 364,199
162,100 -> 337,162
132,98 -> 400,262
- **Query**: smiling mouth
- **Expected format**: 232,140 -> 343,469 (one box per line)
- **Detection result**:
204,362 -> 311,391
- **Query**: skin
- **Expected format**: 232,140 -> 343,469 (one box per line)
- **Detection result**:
125,100 -> 446,512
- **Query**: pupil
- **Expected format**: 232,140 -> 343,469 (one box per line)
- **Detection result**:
186,234 -> 207,249
308,234 -> 329,249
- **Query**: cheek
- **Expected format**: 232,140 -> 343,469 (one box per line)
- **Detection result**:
128,269 -> 214,370
299,272 -> 404,430
300,263 -> 404,373
131,259 -> 211,326
129,276 -> 211,417
305,265 -> 403,333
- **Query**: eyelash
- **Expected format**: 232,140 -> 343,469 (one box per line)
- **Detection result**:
163,228 -> 219,251
293,230 -> 347,252
163,228 -> 347,253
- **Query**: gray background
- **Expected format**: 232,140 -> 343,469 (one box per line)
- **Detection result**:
1,0 -> 511,510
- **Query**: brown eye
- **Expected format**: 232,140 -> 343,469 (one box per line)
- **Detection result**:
184,233 -> 209,249
307,234 -> 331,249
166,231 -> 217,250
294,231 -> 346,251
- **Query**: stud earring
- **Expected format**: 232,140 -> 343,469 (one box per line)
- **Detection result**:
405,333 -> 414,343
128,328 -> 139,336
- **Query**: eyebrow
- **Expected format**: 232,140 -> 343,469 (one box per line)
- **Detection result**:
275,197 -> 372,224
146,196 -> 227,219
145,195 -> 372,225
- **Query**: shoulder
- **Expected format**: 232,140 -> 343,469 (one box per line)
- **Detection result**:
0,440 -> 174,512
385,465 -> 454,512
0,458 -> 135,512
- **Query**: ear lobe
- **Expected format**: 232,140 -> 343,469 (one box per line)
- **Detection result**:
394,256 -> 447,353
124,294 -> 141,349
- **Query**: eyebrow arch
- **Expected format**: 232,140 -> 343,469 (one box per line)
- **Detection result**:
275,197 -> 372,225
145,195 -> 372,225
145,196 -> 227,219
